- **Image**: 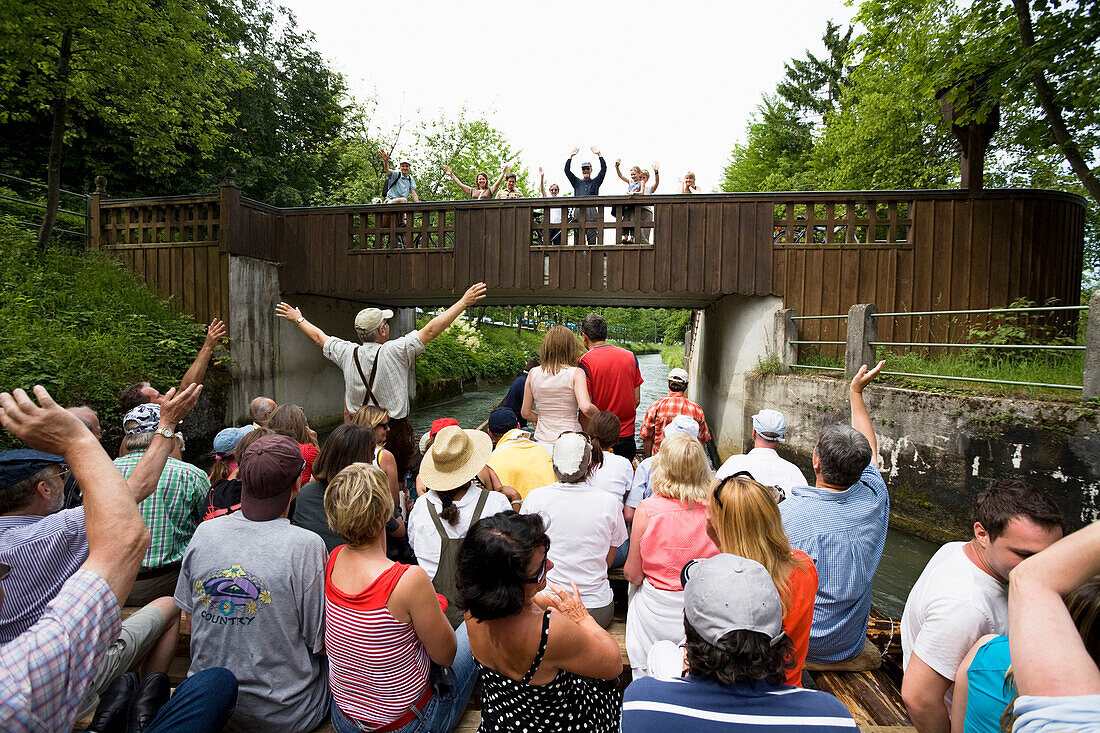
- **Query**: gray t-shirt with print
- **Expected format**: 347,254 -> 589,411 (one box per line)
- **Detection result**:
174,513 -> 328,733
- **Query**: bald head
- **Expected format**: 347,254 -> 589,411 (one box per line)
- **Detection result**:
66,406 -> 103,441
250,397 -> 277,424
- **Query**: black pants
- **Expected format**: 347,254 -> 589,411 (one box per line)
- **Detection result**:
613,435 -> 638,461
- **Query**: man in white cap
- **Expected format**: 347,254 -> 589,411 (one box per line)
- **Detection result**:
622,554 -> 857,732
715,408 -> 808,491
276,282 -> 487,478
639,367 -> 711,458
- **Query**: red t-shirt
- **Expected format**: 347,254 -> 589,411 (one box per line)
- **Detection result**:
579,344 -> 643,438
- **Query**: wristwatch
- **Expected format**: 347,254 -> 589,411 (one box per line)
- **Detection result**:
296,316 -> 304,324
155,427 -> 176,440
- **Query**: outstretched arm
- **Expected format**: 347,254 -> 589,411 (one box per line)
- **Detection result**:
418,283 -> 487,345
648,163 -> 660,193
0,387 -> 150,606
128,385 -> 202,503
614,159 -> 630,183
276,303 -> 330,349
491,166 -> 510,196
1009,521 -> 1100,697
564,150 -> 579,186
850,360 -> 884,464
177,318 -> 225,393
444,166 -> 474,196
539,167 -> 547,197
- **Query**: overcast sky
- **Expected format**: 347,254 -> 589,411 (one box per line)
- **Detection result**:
278,0 -> 855,192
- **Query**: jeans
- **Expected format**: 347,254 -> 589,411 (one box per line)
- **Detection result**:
145,668 -> 238,733
330,622 -> 478,733
612,536 -> 629,569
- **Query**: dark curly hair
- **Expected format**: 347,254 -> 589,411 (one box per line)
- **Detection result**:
456,512 -> 548,621
684,621 -> 794,688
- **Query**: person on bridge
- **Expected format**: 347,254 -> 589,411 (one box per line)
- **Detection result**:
779,360 -> 889,667
680,171 -> 700,194
275,282 -> 487,480
564,146 -> 607,245
715,409 -> 808,491
639,367 -> 711,459
900,481 -> 1063,733
538,170 -> 565,245
380,149 -> 418,204
579,314 -> 643,460
445,165 -> 509,200
496,172 -> 524,199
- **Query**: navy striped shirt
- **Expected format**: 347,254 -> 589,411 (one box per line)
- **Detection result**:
0,508 -> 88,643
622,676 -> 857,732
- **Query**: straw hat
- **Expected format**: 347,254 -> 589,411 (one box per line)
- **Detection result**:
419,425 -> 492,492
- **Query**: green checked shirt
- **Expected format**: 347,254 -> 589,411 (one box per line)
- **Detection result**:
114,450 -> 210,571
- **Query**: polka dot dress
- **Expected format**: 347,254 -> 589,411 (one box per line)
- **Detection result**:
477,610 -> 620,733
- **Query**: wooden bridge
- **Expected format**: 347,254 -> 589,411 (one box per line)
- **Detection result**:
89,176 -> 1084,346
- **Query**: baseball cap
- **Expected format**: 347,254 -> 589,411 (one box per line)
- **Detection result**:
668,368 -> 689,385
682,554 -> 784,648
431,418 -> 459,437
213,425 -> 256,455
666,414 -> 700,440
354,307 -> 395,335
580,161 -> 593,169
488,408 -> 519,435
552,432 -> 594,483
752,409 -> 787,442
123,404 -> 161,435
0,449 -> 65,489
239,434 -> 303,521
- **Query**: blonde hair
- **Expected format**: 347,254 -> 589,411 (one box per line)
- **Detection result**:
630,166 -> 641,176
538,325 -> 581,375
351,405 -> 389,431
324,463 -> 394,547
651,432 -> 712,503
708,476 -> 807,611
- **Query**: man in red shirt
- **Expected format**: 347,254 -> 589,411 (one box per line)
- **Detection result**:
640,367 -> 713,457
578,314 -> 643,460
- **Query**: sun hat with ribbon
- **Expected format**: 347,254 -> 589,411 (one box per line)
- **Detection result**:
419,425 -> 492,492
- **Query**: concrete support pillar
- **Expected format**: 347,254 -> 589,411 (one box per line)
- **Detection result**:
391,307 -> 417,401
774,309 -> 798,374
1083,291 -> 1100,400
845,304 -> 878,379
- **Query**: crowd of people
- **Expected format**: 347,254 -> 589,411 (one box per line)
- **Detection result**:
1,290 -> 1098,733
378,146 -> 702,245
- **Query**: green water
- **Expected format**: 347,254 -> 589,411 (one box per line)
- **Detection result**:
412,352 -> 938,618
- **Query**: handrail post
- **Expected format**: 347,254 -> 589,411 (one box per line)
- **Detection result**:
219,166 -> 240,256
1083,292 -> 1100,400
846,304 -> 878,378
774,308 -> 798,374
89,176 -> 107,250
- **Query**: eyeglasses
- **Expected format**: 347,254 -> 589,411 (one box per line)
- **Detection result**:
712,472 -> 785,507
56,467 -> 71,483
521,538 -> 552,584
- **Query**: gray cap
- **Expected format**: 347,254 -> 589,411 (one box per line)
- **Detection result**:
123,403 -> 161,435
580,161 -> 593,168
354,307 -> 394,335
683,554 -> 784,648
668,367 -> 689,385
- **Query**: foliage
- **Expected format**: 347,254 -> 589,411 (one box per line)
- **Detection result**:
413,319 -> 544,389
661,345 -> 686,370
776,20 -> 854,124
723,98 -> 816,192
0,219 -> 223,451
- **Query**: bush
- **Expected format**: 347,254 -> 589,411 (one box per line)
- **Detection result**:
0,220 -> 224,451
414,318 -> 544,388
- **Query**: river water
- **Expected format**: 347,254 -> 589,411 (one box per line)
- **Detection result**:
412,352 -> 939,617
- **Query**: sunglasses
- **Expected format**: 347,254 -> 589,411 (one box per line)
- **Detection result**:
56,466 -> 71,482
379,421 -> 391,430
521,537 -> 552,584
712,471 -> 785,507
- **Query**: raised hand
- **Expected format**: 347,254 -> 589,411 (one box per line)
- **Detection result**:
652,161 -> 659,171
851,360 -> 886,394
615,158 -> 622,166
444,165 -> 452,175
203,318 -> 226,349
0,386 -> 92,454
538,167 -> 544,176
504,164 -> 512,172
460,282 -> 488,307
570,147 -> 580,157
158,384 -> 203,429
590,146 -> 601,156
379,148 -> 390,161
275,302 -> 303,322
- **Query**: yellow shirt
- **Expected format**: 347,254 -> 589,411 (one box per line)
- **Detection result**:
486,429 -> 556,498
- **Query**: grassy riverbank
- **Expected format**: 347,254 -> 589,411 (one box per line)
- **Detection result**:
0,221 -> 226,451
660,344 -> 685,369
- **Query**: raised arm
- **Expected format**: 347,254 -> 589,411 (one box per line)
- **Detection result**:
564,149 -> 580,186
648,163 -> 660,193
0,386 -> 150,605
418,282 -> 487,345
177,318 -> 225,393
539,167 -> 547,197
380,148 -> 392,176
491,166 -> 510,196
850,360 -> 884,464
614,159 -> 630,183
276,302 -> 331,349
1009,520 -> 1100,696
444,165 -> 474,196
592,149 -> 607,186
128,384 -> 202,503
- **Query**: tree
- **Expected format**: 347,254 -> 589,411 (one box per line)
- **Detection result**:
776,21 -> 854,125
722,98 -> 816,192
412,111 -> 531,201
0,0 -> 243,246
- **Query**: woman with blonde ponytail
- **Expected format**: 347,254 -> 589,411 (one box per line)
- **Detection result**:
707,474 -> 818,685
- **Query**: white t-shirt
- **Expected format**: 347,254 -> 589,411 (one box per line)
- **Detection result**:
521,482 -> 628,607
715,447 -> 809,489
586,451 -> 634,502
407,487 -> 511,580
901,542 -> 1008,687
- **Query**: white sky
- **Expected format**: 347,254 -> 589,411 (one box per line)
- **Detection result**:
278,0 -> 855,192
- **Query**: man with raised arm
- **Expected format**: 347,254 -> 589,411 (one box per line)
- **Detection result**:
900,481 -> 1062,733
275,282 -> 487,478
380,149 -> 419,204
779,360 -> 890,665
118,318 -> 226,414
564,146 -> 607,245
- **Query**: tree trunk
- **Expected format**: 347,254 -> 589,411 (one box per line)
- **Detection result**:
37,28 -> 74,250
1012,0 -> 1100,205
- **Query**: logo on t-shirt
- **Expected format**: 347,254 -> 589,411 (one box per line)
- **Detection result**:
195,565 -> 271,624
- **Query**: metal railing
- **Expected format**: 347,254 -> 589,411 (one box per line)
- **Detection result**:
0,172 -> 90,242
785,302 -> 1092,394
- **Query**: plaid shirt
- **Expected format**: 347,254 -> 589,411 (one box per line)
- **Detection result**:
639,392 -> 712,455
0,569 -> 120,732
114,451 -> 209,570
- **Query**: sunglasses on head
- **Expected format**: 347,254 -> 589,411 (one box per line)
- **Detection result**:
521,537 -> 552,584
712,471 -> 785,507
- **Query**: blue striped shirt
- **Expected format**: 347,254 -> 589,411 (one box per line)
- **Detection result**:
779,463 -> 889,663
622,676 -> 857,732
0,509 -> 88,644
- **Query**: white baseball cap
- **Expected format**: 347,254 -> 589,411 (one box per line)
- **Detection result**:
752,409 -> 787,442
666,414 -> 700,440
668,368 -> 689,385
